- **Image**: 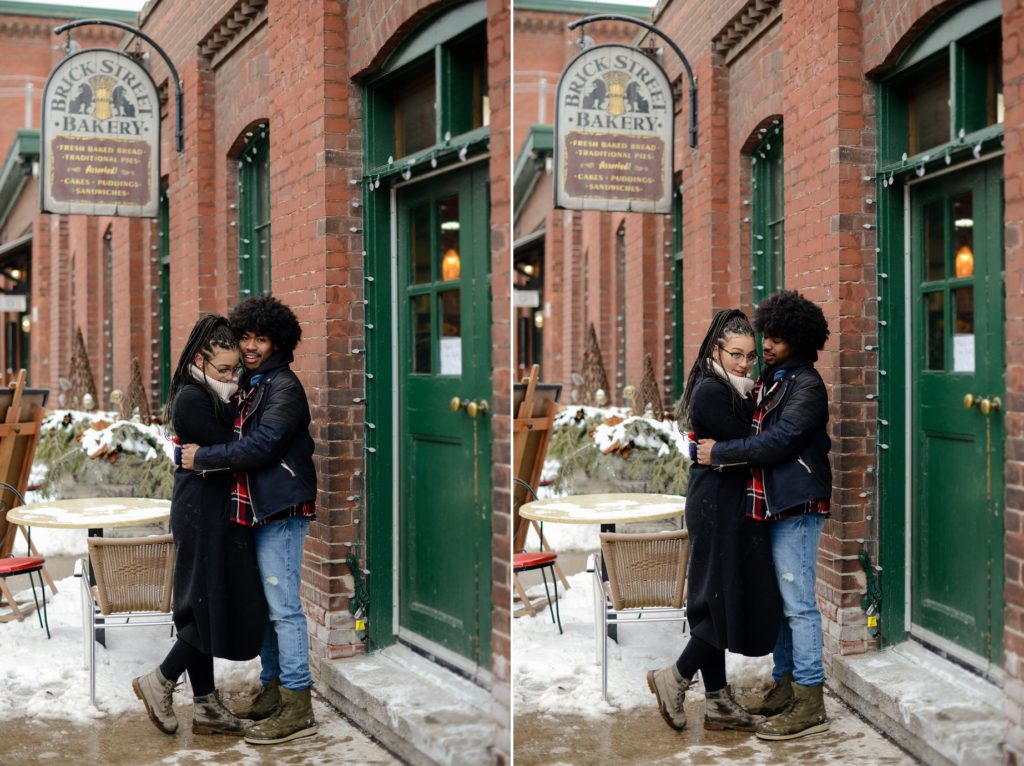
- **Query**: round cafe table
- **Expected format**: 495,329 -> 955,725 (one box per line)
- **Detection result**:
518,492 -> 685,527
7,497 -> 171,531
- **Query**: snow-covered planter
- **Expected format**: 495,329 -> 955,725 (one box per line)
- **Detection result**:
33,410 -> 175,500
544,405 -> 691,497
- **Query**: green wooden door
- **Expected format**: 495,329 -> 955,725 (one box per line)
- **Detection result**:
910,160 -> 1004,664
396,163 -> 491,668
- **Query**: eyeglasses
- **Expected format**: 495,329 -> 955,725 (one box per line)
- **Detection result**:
718,346 -> 759,364
206,362 -> 242,377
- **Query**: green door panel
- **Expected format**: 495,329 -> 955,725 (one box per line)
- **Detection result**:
910,160 -> 1004,664
396,163 -> 491,667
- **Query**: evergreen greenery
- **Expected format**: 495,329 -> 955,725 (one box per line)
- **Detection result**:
546,408 -> 689,496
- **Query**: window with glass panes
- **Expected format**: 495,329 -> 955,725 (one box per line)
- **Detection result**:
879,14 -> 1002,165
158,187 -> 170,400
238,127 -> 271,297
752,125 -> 783,302
364,23 -> 488,168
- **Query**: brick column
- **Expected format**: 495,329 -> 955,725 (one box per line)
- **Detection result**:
999,1 -> 1024,760
267,0 -> 364,670
782,0 -> 876,661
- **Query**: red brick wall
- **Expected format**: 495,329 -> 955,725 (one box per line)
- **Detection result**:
489,0 -> 512,761
1001,1 -> 1024,761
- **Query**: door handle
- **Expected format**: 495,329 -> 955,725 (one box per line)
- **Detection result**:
449,397 -> 489,418
964,393 -> 1002,414
981,396 -> 1001,415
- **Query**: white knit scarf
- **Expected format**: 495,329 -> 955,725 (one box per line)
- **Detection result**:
189,364 -> 238,403
711,360 -> 755,398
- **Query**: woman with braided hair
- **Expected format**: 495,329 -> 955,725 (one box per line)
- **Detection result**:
133,314 -> 267,737
647,309 -> 782,733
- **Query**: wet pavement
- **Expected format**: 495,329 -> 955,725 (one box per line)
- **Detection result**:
514,687 -> 921,766
0,692 -> 400,765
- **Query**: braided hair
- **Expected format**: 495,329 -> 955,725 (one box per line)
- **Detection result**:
164,314 -> 239,421
679,309 -> 755,424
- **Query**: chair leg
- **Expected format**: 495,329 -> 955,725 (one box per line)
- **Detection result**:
80,573 -> 90,669
601,599 -> 609,702
90,610 -> 97,707
26,571 -> 43,633
549,565 -> 562,635
592,564 -> 604,664
27,570 -> 50,639
539,566 -> 556,626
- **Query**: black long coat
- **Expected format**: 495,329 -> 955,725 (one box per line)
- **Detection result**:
170,384 -> 267,660
685,373 -> 782,656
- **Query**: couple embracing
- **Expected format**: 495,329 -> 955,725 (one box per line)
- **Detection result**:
131,295 -> 318,746
648,290 -> 832,742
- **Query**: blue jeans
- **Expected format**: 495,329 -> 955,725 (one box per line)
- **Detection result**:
254,516 -> 312,690
769,513 -> 826,687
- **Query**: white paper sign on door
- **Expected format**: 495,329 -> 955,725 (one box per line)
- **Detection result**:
953,334 -> 975,372
440,337 -> 462,376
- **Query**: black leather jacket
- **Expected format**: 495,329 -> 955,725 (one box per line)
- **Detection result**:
710,362 -> 832,516
193,363 -> 317,522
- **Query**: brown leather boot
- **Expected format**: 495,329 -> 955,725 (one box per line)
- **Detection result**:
236,677 -> 281,721
748,672 -> 794,716
756,682 -> 830,740
646,665 -> 690,731
244,686 -> 318,745
703,684 -> 763,731
132,668 -> 179,735
193,689 -> 250,736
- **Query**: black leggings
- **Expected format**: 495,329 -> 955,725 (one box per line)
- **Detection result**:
160,638 -> 214,697
675,634 -> 726,693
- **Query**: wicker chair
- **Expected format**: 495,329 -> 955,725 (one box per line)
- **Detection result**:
590,529 -> 689,701
79,535 -> 175,706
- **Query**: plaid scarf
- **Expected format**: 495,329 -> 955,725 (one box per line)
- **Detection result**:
746,370 -> 830,521
746,375 -> 775,521
229,384 -> 258,526
230,376 -> 315,526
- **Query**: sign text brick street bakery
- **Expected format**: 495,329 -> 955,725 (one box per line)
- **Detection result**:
555,44 -> 674,214
41,49 -> 160,217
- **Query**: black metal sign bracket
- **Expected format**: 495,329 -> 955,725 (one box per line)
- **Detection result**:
568,14 -> 698,148
53,18 -> 185,153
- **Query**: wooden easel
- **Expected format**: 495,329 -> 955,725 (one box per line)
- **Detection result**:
513,365 -> 569,598
0,370 -> 56,623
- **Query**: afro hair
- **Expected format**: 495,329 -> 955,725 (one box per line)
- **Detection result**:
753,290 -> 829,355
228,295 -> 302,354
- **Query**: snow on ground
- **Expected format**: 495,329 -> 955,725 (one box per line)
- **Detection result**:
514,570 -> 772,719
0,574 -> 260,723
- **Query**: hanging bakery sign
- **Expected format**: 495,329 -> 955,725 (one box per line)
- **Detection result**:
41,49 -> 160,217
555,44 -> 674,214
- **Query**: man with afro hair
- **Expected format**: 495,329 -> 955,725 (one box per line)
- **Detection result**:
696,290 -> 832,741
181,294 -> 318,745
